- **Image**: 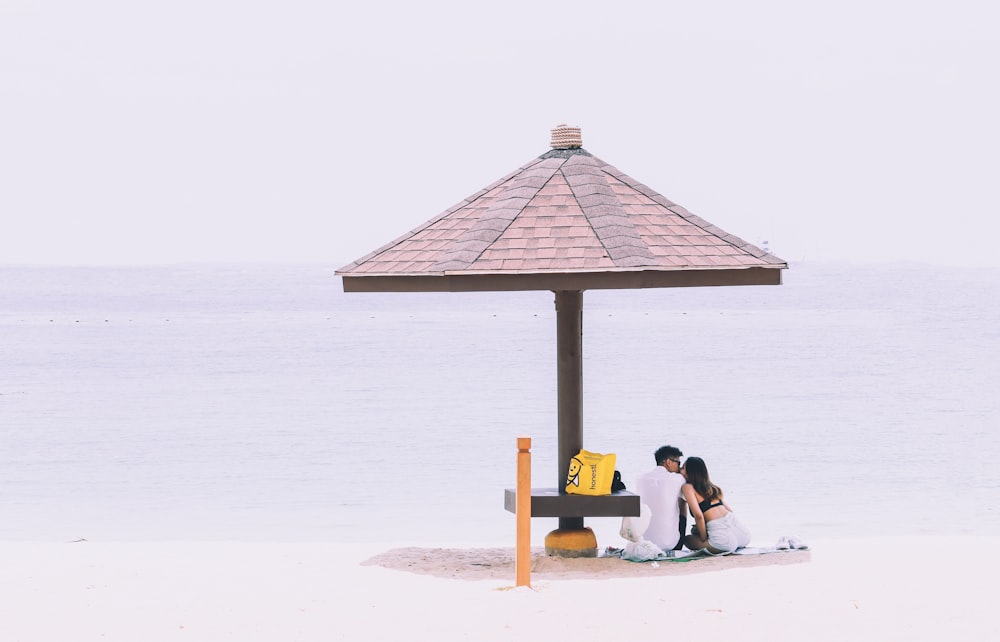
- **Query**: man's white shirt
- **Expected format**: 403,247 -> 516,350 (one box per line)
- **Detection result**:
634,466 -> 686,551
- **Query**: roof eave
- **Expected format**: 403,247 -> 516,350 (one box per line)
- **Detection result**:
340,265 -> 786,293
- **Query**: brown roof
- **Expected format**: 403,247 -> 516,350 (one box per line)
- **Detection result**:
338,137 -> 786,292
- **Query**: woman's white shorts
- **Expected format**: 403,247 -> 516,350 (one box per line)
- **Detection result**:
706,512 -> 751,552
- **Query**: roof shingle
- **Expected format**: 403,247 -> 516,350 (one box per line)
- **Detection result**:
338,144 -> 785,279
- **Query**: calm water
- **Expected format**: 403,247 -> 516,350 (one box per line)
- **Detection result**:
1,262 -> 998,546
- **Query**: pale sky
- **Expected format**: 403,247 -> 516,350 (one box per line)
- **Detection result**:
2,1 -> 998,267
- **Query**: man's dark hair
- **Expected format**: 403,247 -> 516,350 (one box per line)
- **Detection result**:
654,445 -> 683,465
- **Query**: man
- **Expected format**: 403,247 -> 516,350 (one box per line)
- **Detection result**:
634,445 -> 687,551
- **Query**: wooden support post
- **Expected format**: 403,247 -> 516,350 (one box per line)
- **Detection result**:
554,290 -> 584,531
515,436 -> 531,587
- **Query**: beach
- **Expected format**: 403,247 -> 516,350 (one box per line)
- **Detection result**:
4,0 -> 1000,636
2,536 -> 996,641
3,263 -> 998,639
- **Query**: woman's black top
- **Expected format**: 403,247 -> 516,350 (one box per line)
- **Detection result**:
698,498 -> 724,513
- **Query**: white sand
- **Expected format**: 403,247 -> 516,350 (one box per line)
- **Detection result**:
2,537 -> 996,641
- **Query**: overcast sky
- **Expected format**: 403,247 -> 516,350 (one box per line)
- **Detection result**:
2,1 -> 997,267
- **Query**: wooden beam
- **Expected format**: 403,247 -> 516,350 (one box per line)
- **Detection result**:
555,290 -> 583,531
340,267 -> 784,293
504,488 -> 641,518
515,436 -> 531,587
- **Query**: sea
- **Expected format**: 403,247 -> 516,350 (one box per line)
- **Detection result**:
2,261 -> 998,547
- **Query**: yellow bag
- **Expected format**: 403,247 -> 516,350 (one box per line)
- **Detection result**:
565,449 -> 617,496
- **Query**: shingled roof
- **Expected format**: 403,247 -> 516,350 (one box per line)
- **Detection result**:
338,126 -> 786,292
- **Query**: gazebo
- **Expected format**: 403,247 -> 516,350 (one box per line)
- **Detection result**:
338,125 -> 787,554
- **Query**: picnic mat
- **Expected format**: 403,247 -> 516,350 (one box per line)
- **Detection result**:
608,540 -> 810,563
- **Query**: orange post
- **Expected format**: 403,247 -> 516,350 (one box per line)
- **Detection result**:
516,436 -> 531,587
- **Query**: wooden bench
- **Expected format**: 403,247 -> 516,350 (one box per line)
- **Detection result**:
503,487 -> 640,518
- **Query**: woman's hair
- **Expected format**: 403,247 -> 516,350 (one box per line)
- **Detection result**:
684,457 -> 723,502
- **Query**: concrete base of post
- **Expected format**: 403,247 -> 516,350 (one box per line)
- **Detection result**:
544,527 -> 598,557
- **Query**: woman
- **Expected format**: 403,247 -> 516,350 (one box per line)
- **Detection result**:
680,457 -> 751,553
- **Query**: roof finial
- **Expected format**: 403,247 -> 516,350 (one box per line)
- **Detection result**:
550,124 -> 582,149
